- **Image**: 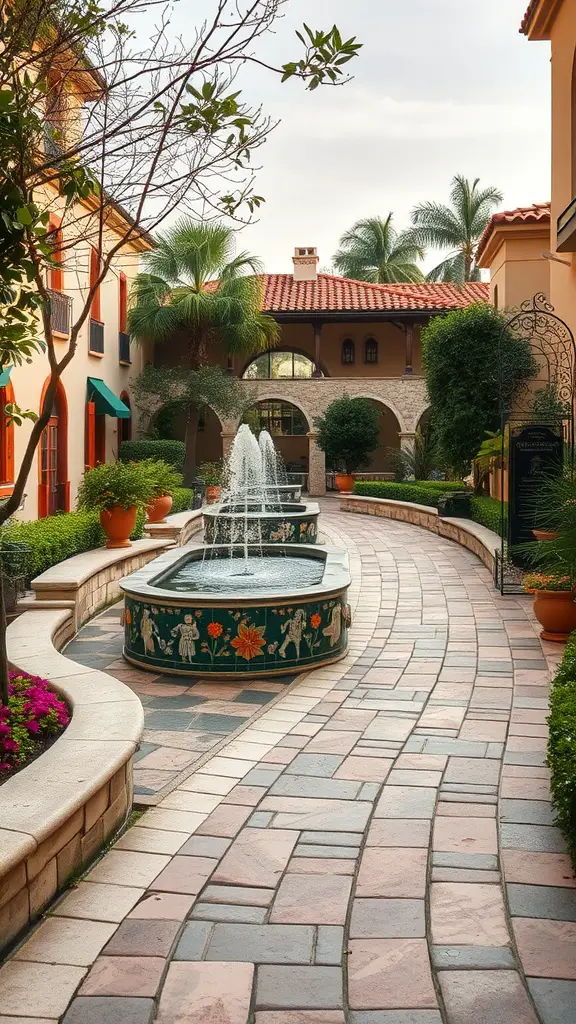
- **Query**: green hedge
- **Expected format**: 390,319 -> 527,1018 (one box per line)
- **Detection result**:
171,488 -> 193,514
469,496 -> 505,537
548,631 -> 576,867
119,439 -> 186,471
1,509 -> 145,583
352,481 -> 466,508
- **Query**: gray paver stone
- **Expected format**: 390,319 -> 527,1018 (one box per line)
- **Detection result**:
173,921 -> 213,960
204,923 -> 314,963
350,899 -> 425,938
432,946 -> 515,969
507,883 -> 576,921
499,800 -> 554,826
500,824 -> 567,853
191,903 -> 267,923
62,999 -> 155,1024
256,965 -> 343,1009
528,979 -> 576,1024
316,926 -> 344,965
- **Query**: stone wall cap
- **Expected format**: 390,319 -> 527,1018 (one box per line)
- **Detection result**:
343,494 -> 438,514
31,538 -> 172,592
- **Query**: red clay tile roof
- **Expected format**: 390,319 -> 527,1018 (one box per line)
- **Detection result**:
520,0 -> 539,32
260,274 -> 488,314
476,202 -> 550,262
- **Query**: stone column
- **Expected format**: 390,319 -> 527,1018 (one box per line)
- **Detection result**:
307,432 -> 326,496
221,431 -> 235,460
399,431 -> 416,453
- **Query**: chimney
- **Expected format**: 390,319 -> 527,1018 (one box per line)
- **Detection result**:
292,246 -> 319,282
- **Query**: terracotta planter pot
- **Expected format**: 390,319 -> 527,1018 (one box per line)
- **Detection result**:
533,589 -> 576,642
100,505 -> 137,549
146,494 -> 173,524
206,485 -> 221,504
335,473 -> 355,493
532,529 -> 560,542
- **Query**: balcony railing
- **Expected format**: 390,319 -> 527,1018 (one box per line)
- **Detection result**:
46,288 -> 72,336
118,331 -> 131,364
43,123 -> 64,161
89,318 -> 105,355
557,197 -> 576,252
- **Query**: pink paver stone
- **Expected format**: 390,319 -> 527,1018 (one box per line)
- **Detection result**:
79,956 -> 165,997
347,938 -> 437,1009
157,961 -> 254,1024
270,873 -> 352,924
503,850 -> 575,887
430,883 -> 510,947
128,893 -> 196,920
212,828 -> 299,887
150,856 -> 217,895
512,918 -> 576,979
356,848 -> 427,898
433,816 -> 498,855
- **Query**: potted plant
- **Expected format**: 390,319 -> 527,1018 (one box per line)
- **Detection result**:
139,459 -> 183,523
77,461 -> 154,548
199,461 -> 223,503
315,396 -> 380,493
522,571 -> 576,641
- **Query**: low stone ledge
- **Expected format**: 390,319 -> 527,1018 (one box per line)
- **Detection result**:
144,508 -> 203,544
0,607 -> 143,953
340,494 -> 498,574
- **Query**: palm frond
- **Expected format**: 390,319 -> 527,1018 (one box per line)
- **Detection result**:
333,215 -> 423,283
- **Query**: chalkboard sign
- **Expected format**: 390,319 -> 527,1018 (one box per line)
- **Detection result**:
509,425 -> 563,551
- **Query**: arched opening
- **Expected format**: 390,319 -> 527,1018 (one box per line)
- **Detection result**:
118,391 -> 132,445
356,399 -> 402,476
152,401 -> 224,468
417,408 -> 431,435
242,350 -> 323,378
364,338 -> 378,364
242,399 -> 310,475
38,378 -> 69,517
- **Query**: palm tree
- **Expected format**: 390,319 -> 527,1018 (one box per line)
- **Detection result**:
128,219 -> 279,482
332,215 -> 424,284
409,174 -> 503,283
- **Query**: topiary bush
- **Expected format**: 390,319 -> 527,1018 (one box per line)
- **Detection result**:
119,439 -> 186,471
548,631 -> 576,868
315,396 -> 381,473
469,496 -> 505,537
171,488 -> 193,514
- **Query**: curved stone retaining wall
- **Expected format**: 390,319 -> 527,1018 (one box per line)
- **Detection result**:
340,494 -> 499,574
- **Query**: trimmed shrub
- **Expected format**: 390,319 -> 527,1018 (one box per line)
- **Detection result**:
119,439 -> 186,471
469,496 -> 505,537
352,481 -> 448,507
1,509 -> 146,583
548,632 -> 576,868
171,488 -> 193,514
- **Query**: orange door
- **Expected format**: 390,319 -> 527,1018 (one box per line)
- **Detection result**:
40,416 -> 62,515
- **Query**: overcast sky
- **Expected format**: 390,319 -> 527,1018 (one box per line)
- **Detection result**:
170,0 -> 551,274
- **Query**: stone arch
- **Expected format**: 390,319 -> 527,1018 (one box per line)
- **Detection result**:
238,397 -> 311,477
230,391 -> 313,431
350,391 -> 408,435
352,397 -> 403,475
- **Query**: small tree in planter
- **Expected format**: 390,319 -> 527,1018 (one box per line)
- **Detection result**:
77,463 -> 155,549
139,460 -> 184,524
315,397 -> 381,491
199,461 -> 224,503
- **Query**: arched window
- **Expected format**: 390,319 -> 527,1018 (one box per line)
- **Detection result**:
38,378 -> 69,517
242,351 -> 320,379
342,339 -> 355,365
243,401 -> 308,436
493,284 -> 499,310
0,380 -> 15,492
118,391 -> 132,445
364,338 -> 378,364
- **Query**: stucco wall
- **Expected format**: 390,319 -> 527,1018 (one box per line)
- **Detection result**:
12,188 -> 147,521
488,235 -> 550,309
548,3 -> 576,331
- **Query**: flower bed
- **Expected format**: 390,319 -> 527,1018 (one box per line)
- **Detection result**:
0,671 -> 69,781
548,631 -> 576,868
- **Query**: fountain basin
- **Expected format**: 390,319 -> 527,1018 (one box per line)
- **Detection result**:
119,543 -> 351,677
203,501 -> 319,545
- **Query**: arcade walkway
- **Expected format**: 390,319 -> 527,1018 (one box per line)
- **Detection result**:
1,501 -> 573,1024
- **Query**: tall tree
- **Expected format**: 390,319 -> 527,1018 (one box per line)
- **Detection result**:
333,215 -> 424,283
410,175 -> 503,282
128,220 -> 279,482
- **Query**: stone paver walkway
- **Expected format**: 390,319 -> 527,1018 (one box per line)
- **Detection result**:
64,611 -> 298,803
2,500 -> 575,1024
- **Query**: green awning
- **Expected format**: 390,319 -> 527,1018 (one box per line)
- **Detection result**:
87,377 -> 131,418
0,366 -> 13,387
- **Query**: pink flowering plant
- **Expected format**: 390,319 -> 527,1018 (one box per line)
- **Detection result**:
0,671 -> 69,779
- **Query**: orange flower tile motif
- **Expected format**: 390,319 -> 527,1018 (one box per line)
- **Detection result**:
207,622 -> 223,639
231,621 -> 266,660
310,613 -> 322,629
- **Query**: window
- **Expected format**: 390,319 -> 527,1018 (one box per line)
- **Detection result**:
48,215 -> 64,292
242,351 -> 319,379
119,272 -> 128,333
342,339 -> 355,365
0,383 -> 15,488
38,379 -> 69,517
89,246 -> 102,322
364,338 -> 378,364
493,284 -> 499,310
244,401 -> 308,436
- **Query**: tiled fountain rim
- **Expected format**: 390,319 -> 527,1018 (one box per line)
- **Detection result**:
119,541 -> 350,605
202,500 -> 320,521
